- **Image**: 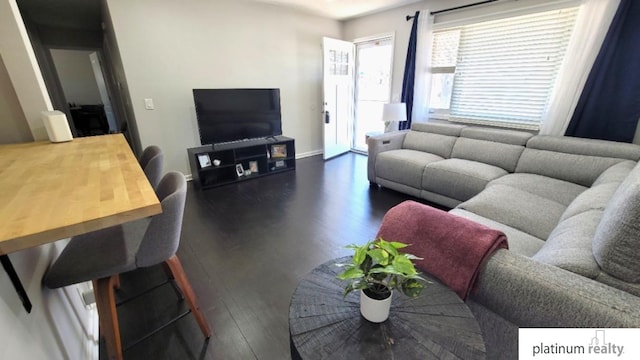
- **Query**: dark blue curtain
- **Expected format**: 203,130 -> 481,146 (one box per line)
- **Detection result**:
399,11 -> 420,131
565,0 -> 640,142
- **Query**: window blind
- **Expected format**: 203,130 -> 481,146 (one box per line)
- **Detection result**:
449,7 -> 578,128
431,29 -> 460,70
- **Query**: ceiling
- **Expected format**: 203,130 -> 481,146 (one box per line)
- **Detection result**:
252,0 -> 424,20
16,0 -> 102,31
16,0 -> 421,33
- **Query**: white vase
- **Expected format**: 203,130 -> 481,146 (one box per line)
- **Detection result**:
360,289 -> 392,323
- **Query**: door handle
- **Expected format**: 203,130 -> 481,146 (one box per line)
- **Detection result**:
324,110 -> 330,124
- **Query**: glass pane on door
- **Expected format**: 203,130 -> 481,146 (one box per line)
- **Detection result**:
353,37 -> 393,152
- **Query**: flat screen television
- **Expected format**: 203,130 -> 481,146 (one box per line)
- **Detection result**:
193,88 -> 282,145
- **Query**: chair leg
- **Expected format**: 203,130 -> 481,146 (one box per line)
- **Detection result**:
113,274 -> 121,290
165,255 -> 211,338
161,262 -> 185,300
94,276 -> 123,360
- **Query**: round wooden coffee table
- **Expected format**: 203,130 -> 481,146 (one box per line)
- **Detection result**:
289,257 -> 486,359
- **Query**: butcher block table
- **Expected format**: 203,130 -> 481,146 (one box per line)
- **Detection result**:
0,134 -> 161,312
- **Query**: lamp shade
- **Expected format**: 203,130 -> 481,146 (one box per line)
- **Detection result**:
382,103 -> 407,122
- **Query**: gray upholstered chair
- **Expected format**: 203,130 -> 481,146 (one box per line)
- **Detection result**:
139,145 -> 164,189
43,171 -> 210,359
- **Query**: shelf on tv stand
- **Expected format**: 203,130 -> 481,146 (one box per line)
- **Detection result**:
187,136 -> 295,190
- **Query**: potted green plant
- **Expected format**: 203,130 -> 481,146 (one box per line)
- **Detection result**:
336,238 -> 426,323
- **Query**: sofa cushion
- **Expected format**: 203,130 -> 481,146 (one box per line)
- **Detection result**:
592,160 -> 636,186
526,135 -> 640,161
450,209 -> 545,257
516,148 -> 625,187
451,138 -> 525,173
375,149 -> 444,189
411,122 -> 465,136
532,210 -> 602,279
403,131 -> 458,159
489,173 -> 587,206
593,163 -> 640,283
595,272 -> 640,297
460,127 -> 533,146
560,182 -> 620,221
457,184 -> 565,240
423,159 -> 508,202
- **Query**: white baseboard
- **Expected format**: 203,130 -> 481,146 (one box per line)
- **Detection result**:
296,149 -> 323,159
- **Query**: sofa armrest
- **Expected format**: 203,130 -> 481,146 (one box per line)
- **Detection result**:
367,131 -> 408,183
471,249 -> 640,327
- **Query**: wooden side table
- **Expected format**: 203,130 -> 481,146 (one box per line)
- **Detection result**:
289,257 -> 486,359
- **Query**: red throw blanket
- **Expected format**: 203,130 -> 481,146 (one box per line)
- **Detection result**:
376,200 -> 508,300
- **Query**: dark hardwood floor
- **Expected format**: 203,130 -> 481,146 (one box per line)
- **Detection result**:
106,152 -> 428,359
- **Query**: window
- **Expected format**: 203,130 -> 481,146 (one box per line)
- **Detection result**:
428,6 -> 579,129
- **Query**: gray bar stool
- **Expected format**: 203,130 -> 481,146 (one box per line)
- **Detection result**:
43,172 -> 211,359
139,145 -> 164,190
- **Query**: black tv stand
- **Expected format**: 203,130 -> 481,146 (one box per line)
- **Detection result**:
188,136 -> 295,190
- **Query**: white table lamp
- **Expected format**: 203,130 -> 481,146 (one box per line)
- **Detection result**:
382,103 -> 407,132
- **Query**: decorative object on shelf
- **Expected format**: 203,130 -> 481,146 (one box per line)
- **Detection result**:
274,160 -> 286,169
198,154 -> 212,168
249,161 -> 258,173
244,169 -> 252,176
271,144 -> 287,158
213,159 -> 221,166
382,103 -> 407,133
336,238 -> 426,323
235,163 -> 244,177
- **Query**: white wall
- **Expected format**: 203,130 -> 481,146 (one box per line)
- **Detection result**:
50,49 -> 103,106
0,242 -> 97,360
0,0 -> 52,140
105,0 -> 342,176
0,53 -> 33,144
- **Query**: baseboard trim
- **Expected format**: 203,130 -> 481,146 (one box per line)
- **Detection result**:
296,149 -> 323,159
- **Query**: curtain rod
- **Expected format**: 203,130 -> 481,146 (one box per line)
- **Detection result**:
429,0 -> 499,16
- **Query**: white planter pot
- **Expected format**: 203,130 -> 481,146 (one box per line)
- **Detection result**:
360,289 -> 392,323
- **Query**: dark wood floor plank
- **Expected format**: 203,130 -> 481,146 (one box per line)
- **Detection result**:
105,153 -> 425,359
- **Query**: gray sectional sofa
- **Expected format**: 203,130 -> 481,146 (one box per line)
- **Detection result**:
367,122 -> 640,359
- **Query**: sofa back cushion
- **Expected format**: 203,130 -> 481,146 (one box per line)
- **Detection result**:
515,135 -> 640,187
516,149 -> 623,187
532,210 -> 602,279
452,128 -> 532,172
592,162 -> 640,283
526,135 -> 640,161
592,160 -> 636,186
403,123 -> 464,158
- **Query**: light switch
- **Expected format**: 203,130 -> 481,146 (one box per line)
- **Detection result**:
144,98 -> 154,110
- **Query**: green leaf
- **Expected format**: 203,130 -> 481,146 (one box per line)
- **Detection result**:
367,248 -> 389,265
353,242 -> 370,265
404,253 -> 424,261
369,265 -> 403,277
392,256 -> 417,276
343,283 -> 354,297
336,267 -> 364,280
388,241 -> 409,249
376,239 -> 399,257
401,278 -> 424,298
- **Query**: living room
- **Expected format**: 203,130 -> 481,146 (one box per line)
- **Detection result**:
1,0 -> 640,359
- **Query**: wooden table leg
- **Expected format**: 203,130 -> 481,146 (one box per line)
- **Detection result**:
94,276 -> 123,360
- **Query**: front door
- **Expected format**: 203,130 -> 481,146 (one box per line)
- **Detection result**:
322,37 -> 354,160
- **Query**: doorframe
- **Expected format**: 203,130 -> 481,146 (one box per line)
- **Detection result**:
44,46 -> 125,139
352,32 -> 395,154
